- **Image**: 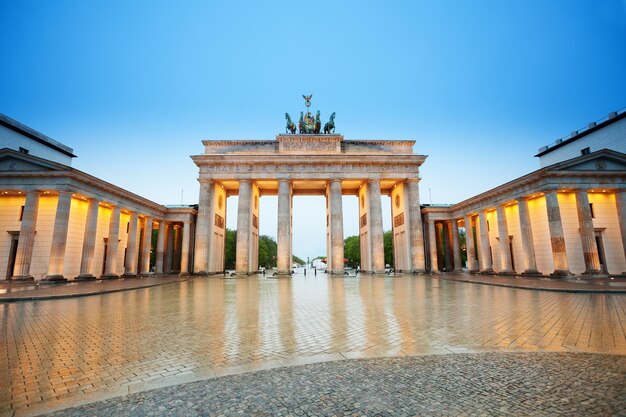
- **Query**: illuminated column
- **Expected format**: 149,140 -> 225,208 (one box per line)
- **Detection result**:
616,190 -> 626,272
12,190 -> 40,280
575,190 -> 602,274
277,179 -> 292,275
193,179 -> 214,274
428,220 -> 439,273
236,180 -> 252,274
451,220 -> 462,272
76,198 -> 100,280
517,197 -> 538,274
101,205 -> 121,279
122,211 -> 139,277
496,205 -> 514,274
442,222 -> 453,271
179,221 -> 191,276
44,191 -> 73,281
155,220 -> 166,275
368,179 -> 385,273
478,210 -> 493,273
140,216 -> 153,275
164,224 -> 175,274
464,215 -> 478,272
545,191 -> 571,276
329,179 -> 345,274
173,224 -> 182,272
406,179 -> 426,272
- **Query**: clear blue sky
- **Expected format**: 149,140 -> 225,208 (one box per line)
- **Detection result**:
1,1 -> 625,259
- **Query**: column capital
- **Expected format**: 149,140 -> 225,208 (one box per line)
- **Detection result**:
198,178 -> 213,184
238,179 -> 252,184
173,224 -> 182,230
406,177 -> 420,184
277,178 -> 291,184
367,178 -> 381,184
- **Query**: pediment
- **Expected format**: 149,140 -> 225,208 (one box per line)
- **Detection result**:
0,148 -> 67,172
550,150 -> 626,172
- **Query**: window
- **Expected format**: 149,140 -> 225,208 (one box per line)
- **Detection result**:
589,203 -> 595,218
18,147 -> 29,154
581,147 -> 590,156
19,206 -> 25,221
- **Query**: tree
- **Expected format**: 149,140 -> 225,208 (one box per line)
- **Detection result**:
224,229 -> 237,269
384,230 -> 394,267
258,235 -> 277,268
293,255 -> 305,265
343,235 -> 360,268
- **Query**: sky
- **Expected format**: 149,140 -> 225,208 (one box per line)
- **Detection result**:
1,1 -> 625,260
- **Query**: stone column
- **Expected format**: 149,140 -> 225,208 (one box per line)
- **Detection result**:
406,179 -> 426,273
428,220 -> 439,273
616,190 -> 626,273
179,221 -> 191,276
44,191 -> 73,281
101,205 -> 121,279
451,220 -> 462,272
517,198 -> 538,275
123,211 -> 139,277
76,198 -> 100,280
575,190 -> 602,275
442,222 -> 453,271
368,179 -> 385,273
464,215 -> 477,272
140,217 -> 153,276
12,190 -> 40,280
496,205 -> 514,274
545,191 -> 571,276
329,179 -> 345,275
173,224 -> 182,273
164,224 -> 175,274
277,179 -> 292,275
478,210 -> 494,273
236,180 -> 252,274
155,220 -> 166,275
193,179 -> 214,274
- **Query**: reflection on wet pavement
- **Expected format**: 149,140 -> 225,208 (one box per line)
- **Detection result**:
1,273 -> 625,415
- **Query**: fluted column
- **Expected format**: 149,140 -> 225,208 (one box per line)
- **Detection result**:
179,221 -> 191,276
193,179 -> 214,274
428,220 -> 439,273
277,179 -> 292,275
517,197 -> 538,275
478,210 -> 493,273
236,180 -> 252,274
496,205 -> 514,274
43,191 -> 73,281
76,198 -> 100,280
155,220 -> 166,275
123,211 -> 139,277
12,191 -> 40,280
101,205 -> 121,279
451,220 -> 462,272
140,217 -> 153,275
329,179 -> 345,275
406,179 -> 425,273
616,190 -> 626,273
575,190 -> 602,275
545,191 -> 571,276
368,179 -> 385,273
464,215 -> 477,272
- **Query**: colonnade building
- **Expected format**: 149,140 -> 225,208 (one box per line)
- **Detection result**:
1,108 -> 625,281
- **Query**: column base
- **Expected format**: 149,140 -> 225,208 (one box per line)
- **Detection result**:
429,269 -> 440,273
412,269 -> 427,274
10,275 -> 34,281
582,269 -> 606,276
139,272 -> 153,278
41,275 -> 68,282
74,274 -> 97,281
498,270 -> 517,276
178,272 -> 189,277
550,270 -> 572,277
453,268 -> 463,273
480,268 -> 495,275
330,270 -> 347,275
467,269 -> 480,274
372,269 -> 386,274
192,271 -> 208,276
100,273 -> 120,280
121,273 -> 139,279
521,269 -> 542,276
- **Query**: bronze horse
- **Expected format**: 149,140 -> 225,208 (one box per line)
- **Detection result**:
285,113 -> 297,134
298,111 -> 305,134
323,112 -> 336,134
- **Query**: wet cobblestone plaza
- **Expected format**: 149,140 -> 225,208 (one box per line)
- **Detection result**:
1,273 -> 626,416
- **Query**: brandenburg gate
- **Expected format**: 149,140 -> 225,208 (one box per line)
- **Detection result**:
191,100 -> 427,276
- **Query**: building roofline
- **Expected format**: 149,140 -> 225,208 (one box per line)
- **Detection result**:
0,113 -> 76,158
535,108 -> 626,157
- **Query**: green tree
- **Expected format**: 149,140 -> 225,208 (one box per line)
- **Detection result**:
224,229 -> 237,269
343,235 -> 360,268
384,230 -> 394,267
292,255 -> 305,265
258,235 -> 277,268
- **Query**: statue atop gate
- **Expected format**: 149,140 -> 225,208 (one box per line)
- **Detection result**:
285,95 -> 335,135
